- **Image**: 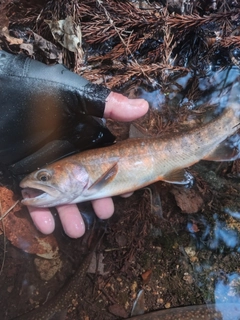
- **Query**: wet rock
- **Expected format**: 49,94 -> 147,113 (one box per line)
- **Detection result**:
34,256 -> 62,281
171,186 -> 203,214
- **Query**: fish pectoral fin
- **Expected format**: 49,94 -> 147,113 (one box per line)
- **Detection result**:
88,162 -> 118,191
129,124 -> 154,138
163,169 -> 194,185
203,140 -> 240,162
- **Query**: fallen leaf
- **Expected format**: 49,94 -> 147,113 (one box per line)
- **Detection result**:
1,27 -> 23,45
109,303 -> 128,318
141,269 -> 152,284
34,256 -> 62,280
45,16 -> 83,58
0,186 -> 59,259
171,186 -> 203,214
87,252 -> 108,276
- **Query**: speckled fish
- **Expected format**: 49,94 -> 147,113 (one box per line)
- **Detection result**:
13,248 -> 94,320
20,99 -> 240,207
126,303 -> 240,320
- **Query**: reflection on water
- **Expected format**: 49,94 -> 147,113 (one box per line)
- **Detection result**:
215,273 -> 240,318
132,66 -> 240,115
129,65 -> 240,320
210,214 -> 240,251
185,210 -> 240,319
189,213 -> 240,252
188,212 -> 240,318
185,202 -> 240,319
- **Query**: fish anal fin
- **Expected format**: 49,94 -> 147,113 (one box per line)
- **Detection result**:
163,169 -> 194,185
88,163 -> 118,191
204,140 -> 240,162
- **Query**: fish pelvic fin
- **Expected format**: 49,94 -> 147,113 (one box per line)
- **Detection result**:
88,162 -> 118,191
129,123 -> 155,138
163,169 -> 194,185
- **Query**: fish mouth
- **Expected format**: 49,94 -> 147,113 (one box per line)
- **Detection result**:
20,182 -> 62,207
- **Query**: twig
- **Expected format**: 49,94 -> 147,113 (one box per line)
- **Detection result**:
95,0 -> 155,84
0,200 -> 19,221
0,200 -> 19,275
0,202 -> 6,276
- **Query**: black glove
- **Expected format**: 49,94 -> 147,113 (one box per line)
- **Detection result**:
0,50 -> 115,171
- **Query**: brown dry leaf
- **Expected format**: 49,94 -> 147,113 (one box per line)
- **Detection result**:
1,27 -> 23,45
33,32 -> 62,62
34,255 -> 62,280
87,252 -> 108,276
0,1 -> 9,30
0,14 -> 8,30
141,269 -> 152,284
45,16 -> 83,58
20,31 -> 62,62
0,186 -> 59,259
108,303 -> 128,318
20,43 -> 34,56
171,186 -> 204,214
188,221 -> 200,233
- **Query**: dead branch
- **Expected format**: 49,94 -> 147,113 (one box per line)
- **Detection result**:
167,12 -> 235,33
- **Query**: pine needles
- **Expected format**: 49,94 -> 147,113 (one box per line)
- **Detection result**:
2,0 -> 240,88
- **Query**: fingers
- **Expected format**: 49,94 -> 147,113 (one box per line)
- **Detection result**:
92,197 -> 114,219
27,198 -> 114,238
27,203 -> 86,238
27,195 -> 132,238
23,189 -> 55,234
104,92 -> 149,121
28,199 -> 114,237
57,204 -> 85,238
27,206 -> 55,234
120,192 -> 133,198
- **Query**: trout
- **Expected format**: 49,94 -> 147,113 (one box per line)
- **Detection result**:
126,303 -> 240,320
12,250 -> 93,320
12,226 -> 105,320
20,102 -> 240,207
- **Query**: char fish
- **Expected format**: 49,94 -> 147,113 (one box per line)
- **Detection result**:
126,303 -> 240,320
13,247 -> 94,320
20,99 -> 240,207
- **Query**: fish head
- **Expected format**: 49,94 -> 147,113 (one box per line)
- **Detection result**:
20,161 -> 89,207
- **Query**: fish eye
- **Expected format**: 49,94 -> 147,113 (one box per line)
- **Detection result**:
36,171 -> 52,182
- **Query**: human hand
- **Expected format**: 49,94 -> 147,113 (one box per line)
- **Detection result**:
25,92 -> 149,238
0,50 -> 148,238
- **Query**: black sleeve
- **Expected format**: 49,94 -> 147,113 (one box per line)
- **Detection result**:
0,50 -> 113,166
0,50 -> 110,118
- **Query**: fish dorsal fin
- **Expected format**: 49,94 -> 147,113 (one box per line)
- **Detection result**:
88,162 -> 118,191
163,169 -> 194,185
204,136 -> 240,162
